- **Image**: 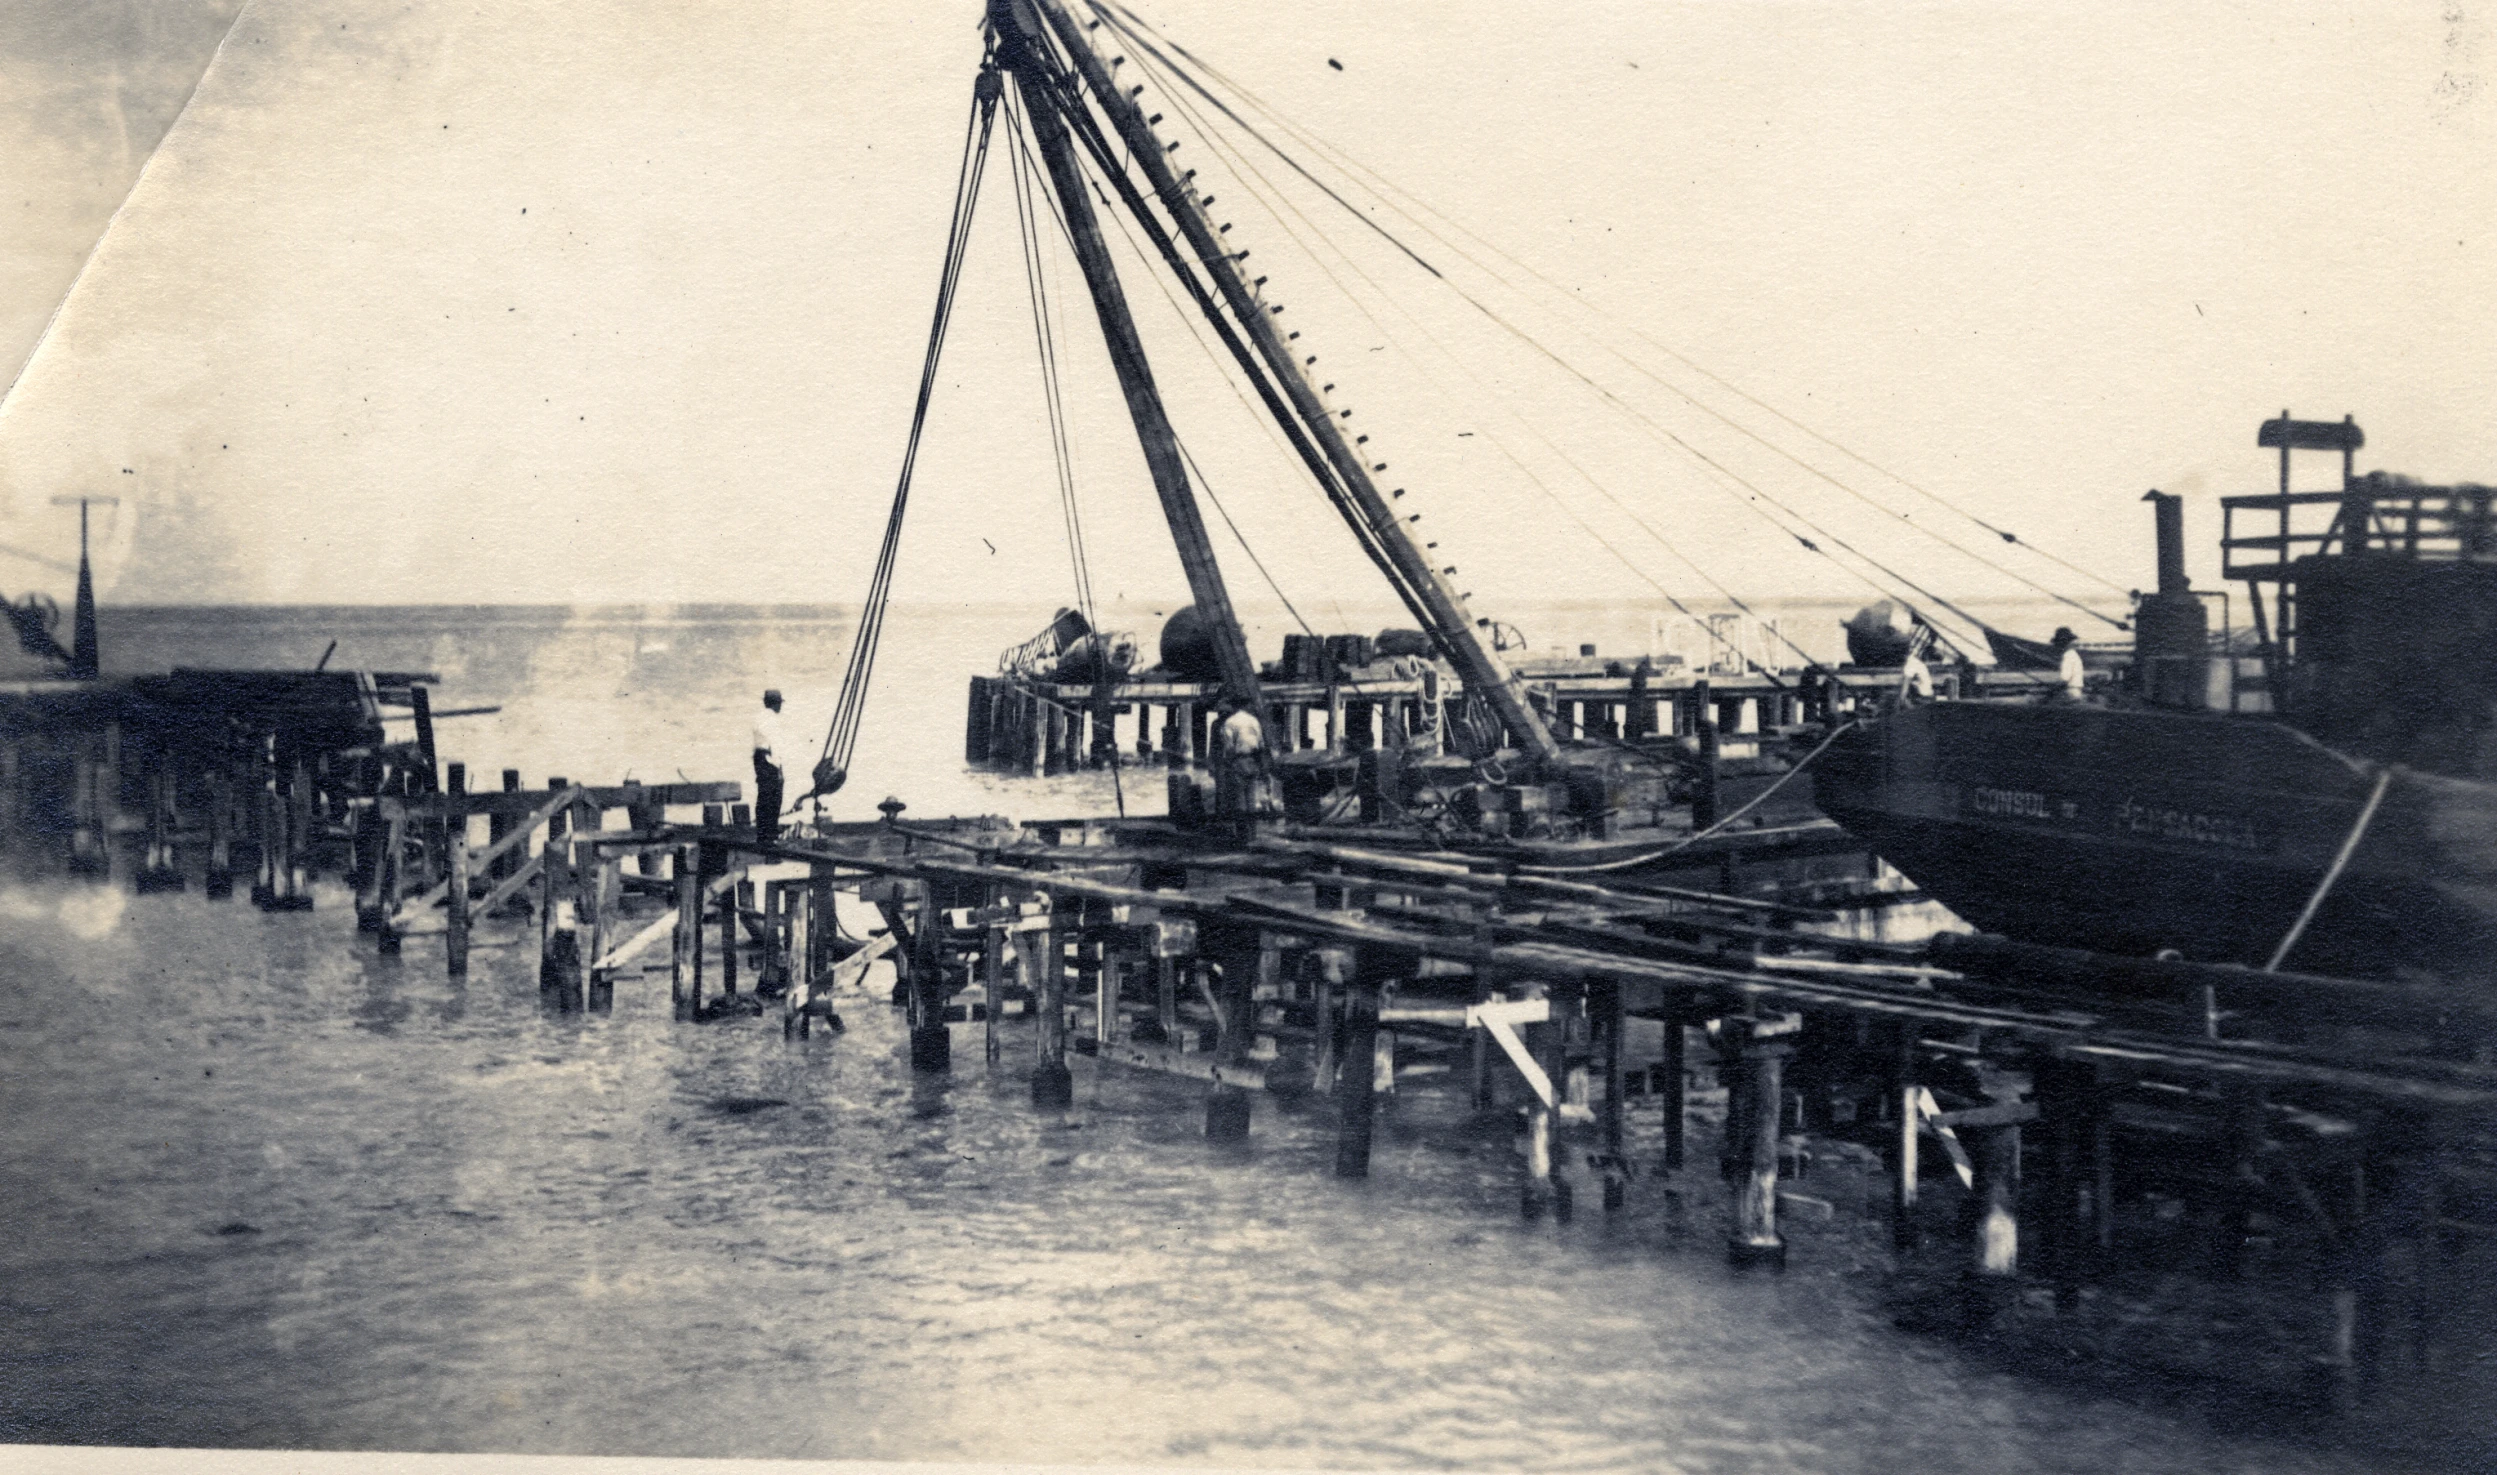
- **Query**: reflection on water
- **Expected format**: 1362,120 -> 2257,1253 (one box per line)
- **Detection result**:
0,603 -> 2472,1469
0,873 -> 2444,1472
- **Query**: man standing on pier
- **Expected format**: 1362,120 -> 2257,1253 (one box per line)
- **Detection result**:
752,689 -> 786,845
1214,694 -> 1266,840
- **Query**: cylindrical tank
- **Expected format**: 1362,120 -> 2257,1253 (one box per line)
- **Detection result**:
1842,601 -> 1915,666
1158,605 -> 1225,681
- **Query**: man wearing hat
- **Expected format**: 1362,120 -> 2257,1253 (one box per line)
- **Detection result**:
752,689 -> 787,844
2050,628 -> 2086,702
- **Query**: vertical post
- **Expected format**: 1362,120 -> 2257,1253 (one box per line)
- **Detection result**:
285,757 -> 313,903
1153,953 -> 1183,1043
538,803 -> 573,1002
1520,982 -> 1563,1220
1969,1118 -> 2023,1313
982,899 -> 1006,1066
2038,1057 -> 2087,1311
1175,700 -> 1196,768
719,870 -> 741,998
410,685 -> 440,792
375,804 -> 406,952
1093,934 -> 1116,1047
1468,973 -> 1495,1111
1892,1026 -> 1922,1251
1312,957 -> 1339,1096
1030,911 -> 1073,1107
1728,1013 -> 1798,1267
446,823 -> 471,978
1335,957 -> 1379,1179
783,880 -> 812,1036
1694,706 -> 1722,833
907,881 -> 952,1072
1597,977 -> 1627,1211
587,855 -> 618,1011
204,765 -> 234,899
251,748 -> 278,906
673,850 -> 700,1021
138,762 -> 182,892
1661,1001 -> 1687,1172
490,769 -> 520,891
1203,926 -> 1255,1141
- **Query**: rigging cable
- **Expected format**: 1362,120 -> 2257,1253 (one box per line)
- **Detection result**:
812,67 -> 1003,802
1126,38 -> 1820,680
1097,1 -> 2131,630
1111,17 -> 2005,652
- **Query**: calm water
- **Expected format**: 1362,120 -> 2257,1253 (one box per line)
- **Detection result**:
0,603 -> 2470,1470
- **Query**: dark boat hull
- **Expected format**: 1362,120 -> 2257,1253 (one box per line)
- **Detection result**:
1814,701 -> 2497,979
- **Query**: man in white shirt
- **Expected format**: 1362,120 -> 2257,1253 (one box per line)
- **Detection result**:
1899,646 -> 1934,705
2050,628 -> 2086,701
752,690 -> 786,844
1213,695 -> 1266,837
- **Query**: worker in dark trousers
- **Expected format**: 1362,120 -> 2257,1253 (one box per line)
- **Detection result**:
1213,694 -> 1267,841
752,689 -> 786,845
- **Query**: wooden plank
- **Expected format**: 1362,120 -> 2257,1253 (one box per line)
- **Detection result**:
394,781 -> 740,819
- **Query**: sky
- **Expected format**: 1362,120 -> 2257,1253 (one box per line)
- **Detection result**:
0,0 -> 2488,637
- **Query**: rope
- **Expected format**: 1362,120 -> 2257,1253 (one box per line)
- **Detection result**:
1097,1 -> 2131,631
1513,719 -> 1859,875
1126,42 -> 1807,684
814,70 -> 1002,798
2264,766 -> 2392,972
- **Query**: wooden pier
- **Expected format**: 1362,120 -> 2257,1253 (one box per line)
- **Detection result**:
965,659 -> 2040,776
20,697 -> 2494,1405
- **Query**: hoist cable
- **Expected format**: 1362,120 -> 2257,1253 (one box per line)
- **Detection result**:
815,72 -> 1001,794
1097,1 -> 2132,626
1129,41 -> 1818,681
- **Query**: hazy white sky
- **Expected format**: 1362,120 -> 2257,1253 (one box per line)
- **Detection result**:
0,0 -> 2488,630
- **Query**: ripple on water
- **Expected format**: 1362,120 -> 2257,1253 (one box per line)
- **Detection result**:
0,870 -> 2473,1472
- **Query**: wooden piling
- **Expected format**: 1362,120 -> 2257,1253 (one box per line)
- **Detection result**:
1312,958 -> 1340,1096
284,758 -> 313,905
1596,977 -> 1627,1211
489,769 -> 521,891
1204,929 -> 1255,1141
1520,982 -> 1561,1221
2038,1057 -> 2089,1310
982,901 -> 1006,1066
1728,1013 -> 1798,1267
137,763 -> 182,892
673,850 -> 700,1020
1029,913 -> 1073,1107
1154,953 -> 1181,1048
906,880 -> 951,1072
1891,1026 -> 1922,1251
1335,968 -> 1380,1179
718,869 -> 740,998
1661,1003 -> 1688,1173
965,677 -> 992,765
1967,1098 -> 2026,1323
373,804 -> 406,951
69,730 -> 105,876
204,766 -> 234,899
445,824 -> 471,977
539,805 -> 582,1008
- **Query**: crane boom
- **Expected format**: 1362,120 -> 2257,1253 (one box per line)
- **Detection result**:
1008,0 -> 1561,764
990,7 -> 1263,710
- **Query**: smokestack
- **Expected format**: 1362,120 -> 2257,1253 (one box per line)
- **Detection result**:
2150,490 -> 2188,595
2134,490 -> 2207,709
